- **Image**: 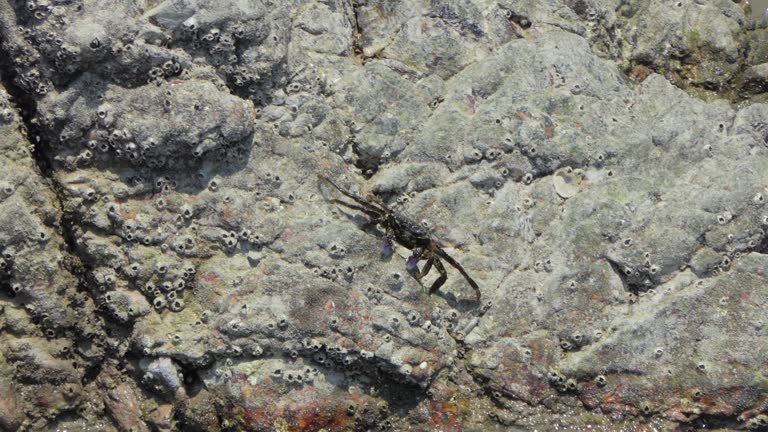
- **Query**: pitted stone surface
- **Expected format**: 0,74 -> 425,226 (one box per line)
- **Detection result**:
1,0 -> 768,430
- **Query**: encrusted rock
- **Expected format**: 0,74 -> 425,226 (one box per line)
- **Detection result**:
1,0 -> 768,430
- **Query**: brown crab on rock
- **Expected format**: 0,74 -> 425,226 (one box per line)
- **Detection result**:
321,176 -> 480,301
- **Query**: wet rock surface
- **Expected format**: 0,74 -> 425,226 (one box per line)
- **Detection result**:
1,0 -> 768,431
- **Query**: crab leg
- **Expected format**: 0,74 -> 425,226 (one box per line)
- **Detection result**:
419,255 -> 434,279
428,258 -> 448,295
433,247 -> 481,300
331,199 -> 373,215
321,176 -> 387,214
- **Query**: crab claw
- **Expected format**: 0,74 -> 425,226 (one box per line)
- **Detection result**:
381,236 -> 394,257
406,255 -> 419,271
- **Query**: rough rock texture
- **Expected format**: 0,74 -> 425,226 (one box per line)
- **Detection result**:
1,0 -> 768,431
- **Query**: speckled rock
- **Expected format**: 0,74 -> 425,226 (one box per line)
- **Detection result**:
104,380 -> 150,432
2,0 -> 768,431
36,75 -> 256,170
0,83 -> 112,431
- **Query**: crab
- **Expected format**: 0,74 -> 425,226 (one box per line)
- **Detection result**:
321,176 -> 480,301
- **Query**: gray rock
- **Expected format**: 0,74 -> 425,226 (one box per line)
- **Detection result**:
0,83 -> 106,430
37,74 -> 255,170
142,357 -> 183,393
2,0 -> 768,430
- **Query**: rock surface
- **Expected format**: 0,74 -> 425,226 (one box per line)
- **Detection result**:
1,0 -> 768,430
